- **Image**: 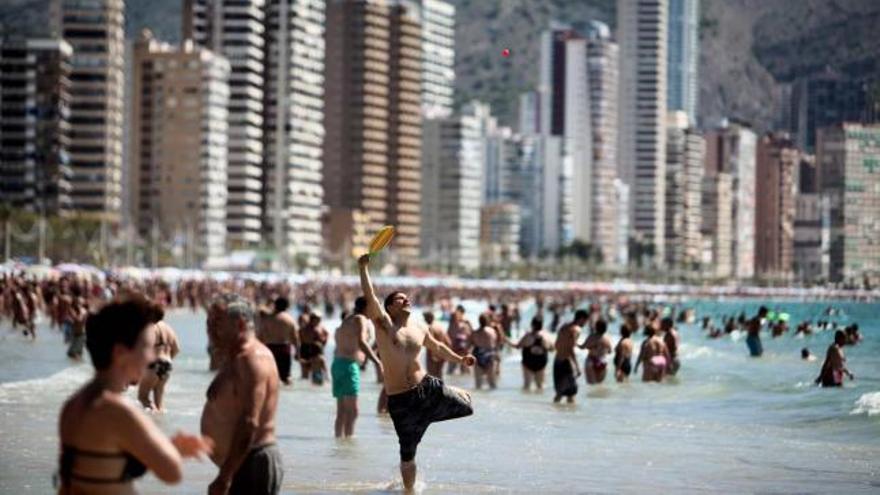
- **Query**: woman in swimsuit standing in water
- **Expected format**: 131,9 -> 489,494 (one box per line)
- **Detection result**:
57,296 -> 210,494
513,317 -> 554,391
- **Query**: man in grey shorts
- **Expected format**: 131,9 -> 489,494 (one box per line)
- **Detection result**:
201,294 -> 283,495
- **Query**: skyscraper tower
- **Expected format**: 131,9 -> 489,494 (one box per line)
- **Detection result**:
618,0 -> 669,265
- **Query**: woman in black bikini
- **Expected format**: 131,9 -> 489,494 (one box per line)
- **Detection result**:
57,296 -> 211,494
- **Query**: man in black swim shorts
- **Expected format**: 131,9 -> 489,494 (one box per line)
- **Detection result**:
359,254 -> 476,492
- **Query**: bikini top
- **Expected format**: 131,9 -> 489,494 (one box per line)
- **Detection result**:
58,445 -> 147,486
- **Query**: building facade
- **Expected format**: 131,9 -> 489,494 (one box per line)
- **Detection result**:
323,0 -> 423,260
817,123 -> 880,284
790,72 -> 877,152
184,0 -> 266,247
53,0 -> 125,219
664,111 -> 704,269
666,0 -> 698,125
755,133 -> 799,280
480,203 -> 520,267
0,38 -> 72,215
130,32 -> 230,263
262,0 -> 326,266
701,172 -> 733,279
420,102 -> 484,271
705,121 -> 757,279
403,0 -> 454,119
618,0 -> 669,264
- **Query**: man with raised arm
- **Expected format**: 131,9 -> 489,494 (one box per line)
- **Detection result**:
358,254 -> 475,493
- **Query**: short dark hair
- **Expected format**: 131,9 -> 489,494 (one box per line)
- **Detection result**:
86,295 -> 163,370
661,317 -> 674,329
384,291 -> 406,311
595,319 -> 607,334
423,311 -> 435,324
620,325 -> 632,338
531,316 -> 543,330
354,296 -> 367,315
758,306 -> 769,317
274,296 -> 290,313
574,309 -> 589,322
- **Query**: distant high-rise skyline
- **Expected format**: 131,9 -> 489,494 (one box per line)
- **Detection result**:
755,132 -> 799,279
665,111 -> 704,269
403,0 -> 455,119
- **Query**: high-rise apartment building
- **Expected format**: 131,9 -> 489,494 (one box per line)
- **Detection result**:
664,111 -> 704,269
817,123 -> 880,284
323,0 -> 423,259
130,32 -> 230,263
793,157 -> 830,282
666,0 -> 698,125
402,0 -> 454,119
0,38 -> 72,215
184,0 -> 266,247
705,121 -> 757,279
480,203 -> 520,267
755,133 -> 799,279
52,0 -> 125,219
584,21 -> 619,264
701,172 -> 733,278
262,0 -> 326,266
618,0 -> 669,264
790,71 -> 878,152
421,102 -> 484,271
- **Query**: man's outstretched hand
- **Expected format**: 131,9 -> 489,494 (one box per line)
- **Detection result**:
358,254 -> 371,267
460,354 -> 476,367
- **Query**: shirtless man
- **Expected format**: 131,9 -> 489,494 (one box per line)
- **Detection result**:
470,314 -> 502,390
613,325 -> 634,382
579,319 -> 613,385
635,326 -> 672,383
358,254 -> 474,493
201,295 -> 282,495
446,306 -> 473,375
300,313 -> 329,384
746,306 -> 768,357
660,317 -> 681,376
66,296 -> 89,360
815,330 -> 855,387
423,311 -> 451,379
258,297 -> 299,385
553,310 -> 588,403
138,313 -> 180,412
332,297 -> 383,438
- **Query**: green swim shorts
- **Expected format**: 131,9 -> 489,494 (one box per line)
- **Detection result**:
331,357 -> 360,398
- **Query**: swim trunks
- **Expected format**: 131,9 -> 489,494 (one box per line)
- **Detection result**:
229,443 -> 283,495
331,357 -> 360,398
300,342 -> 322,361
387,375 -> 473,462
618,357 -> 632,377
553,359 -> 578,397
473,346 -> 496,369
746,334 -> 763,357
148,359 -> 173,380
267,343 -> 292,382
67,334 -> 86,359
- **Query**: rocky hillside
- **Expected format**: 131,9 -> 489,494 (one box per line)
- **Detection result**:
3,0 -> 880,132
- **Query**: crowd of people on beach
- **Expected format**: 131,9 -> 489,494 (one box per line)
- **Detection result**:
0,267 -> 865,494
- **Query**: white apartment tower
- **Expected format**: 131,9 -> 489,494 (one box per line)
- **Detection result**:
262,0 -> 326,266
184,0 -> 266,247
618,0 -> 669,264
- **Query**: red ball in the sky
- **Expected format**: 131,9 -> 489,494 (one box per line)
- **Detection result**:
502,48 -> 511,58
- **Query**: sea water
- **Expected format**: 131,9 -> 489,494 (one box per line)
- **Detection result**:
1,300 -> 878,494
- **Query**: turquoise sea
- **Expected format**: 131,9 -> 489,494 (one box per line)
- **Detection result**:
1,299 -> 878,494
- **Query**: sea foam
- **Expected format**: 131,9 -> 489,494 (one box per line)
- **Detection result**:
850,391 -> 880,416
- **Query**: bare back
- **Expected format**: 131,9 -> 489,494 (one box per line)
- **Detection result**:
259,312 -> 298,345
335,314 -> 369,359
555,323 -> 580,361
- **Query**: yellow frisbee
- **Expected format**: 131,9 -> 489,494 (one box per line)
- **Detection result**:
368,225 -> 396,256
